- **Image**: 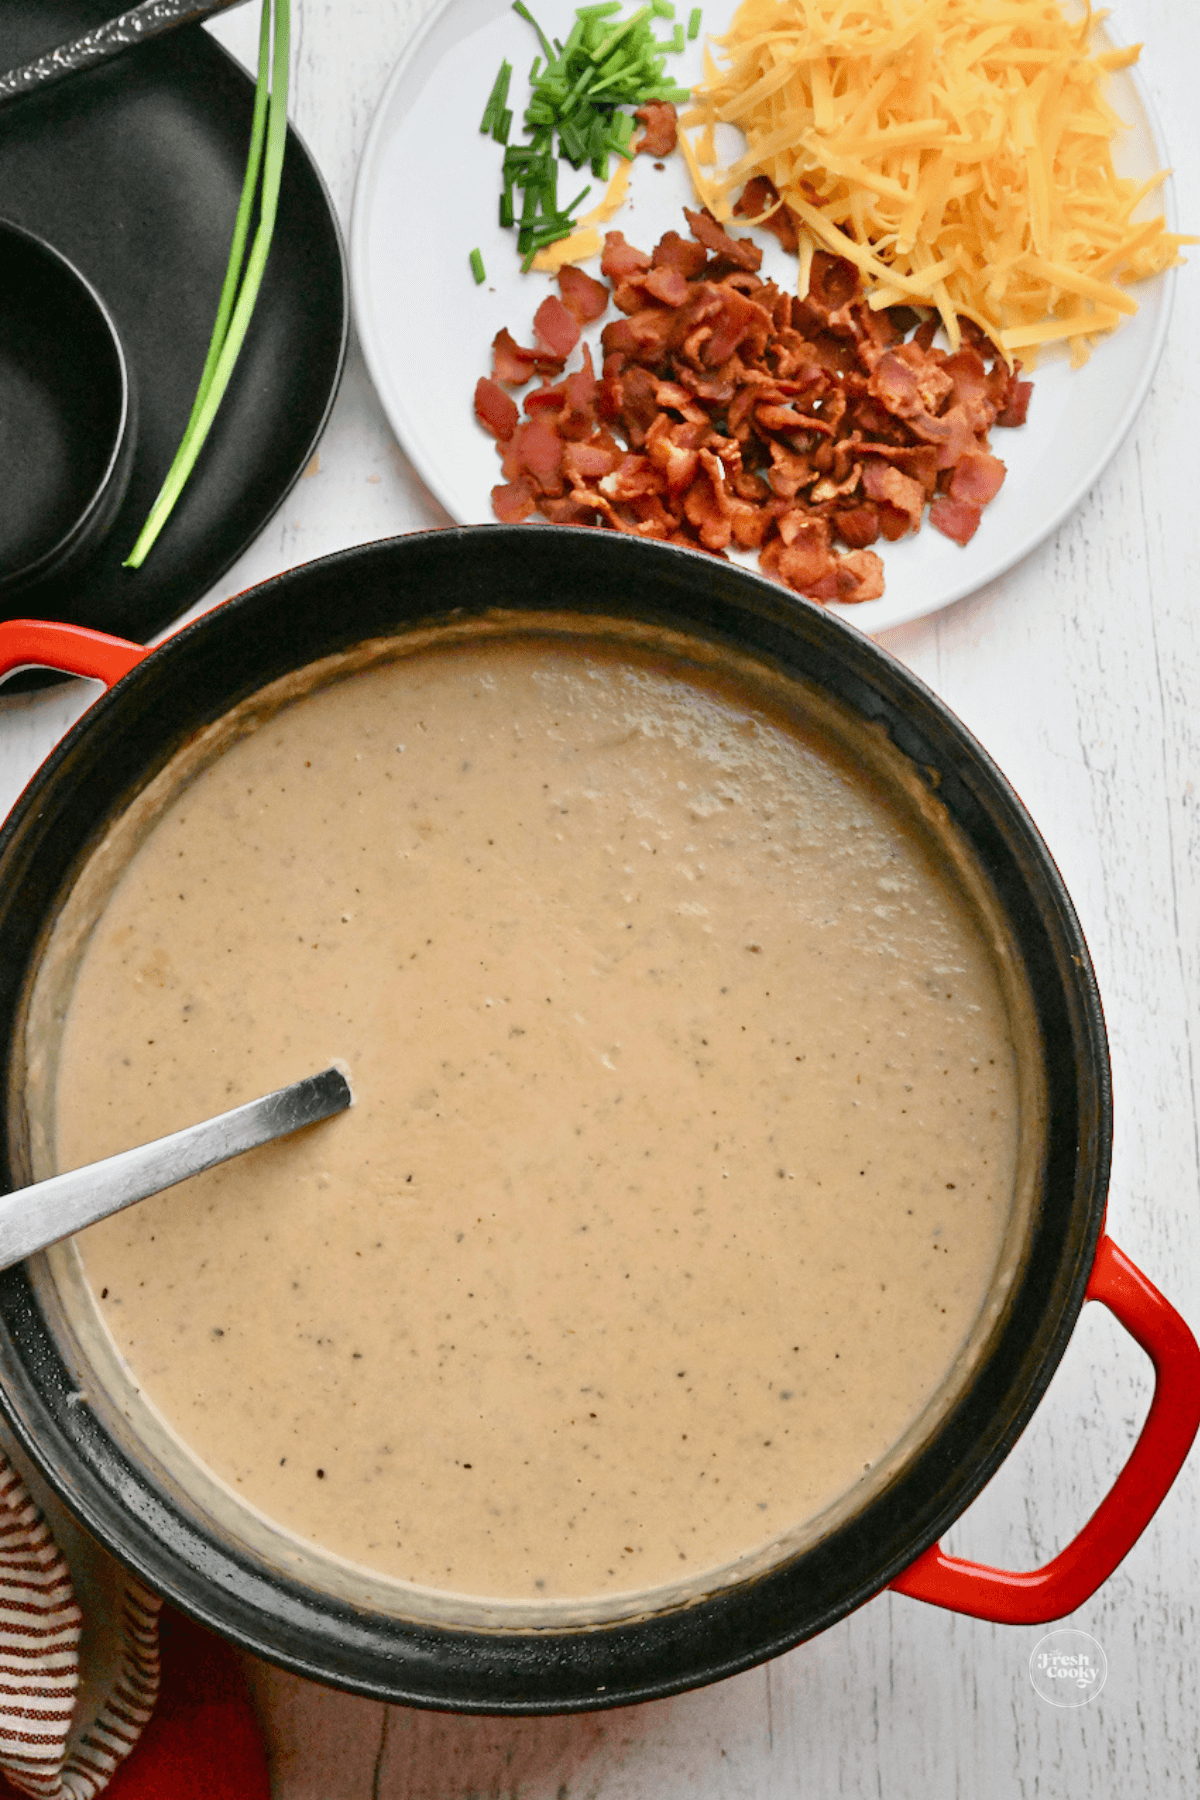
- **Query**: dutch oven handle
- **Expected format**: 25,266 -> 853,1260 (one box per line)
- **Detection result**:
891,1234 -> 1200,1623
0,620 -> 148,688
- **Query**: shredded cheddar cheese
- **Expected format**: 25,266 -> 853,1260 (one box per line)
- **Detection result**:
683,0 -> 1193,361
530,227 -> 604,272
580,156 -> 635,228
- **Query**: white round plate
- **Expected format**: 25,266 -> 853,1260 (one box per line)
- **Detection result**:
351,0 -> 1178,634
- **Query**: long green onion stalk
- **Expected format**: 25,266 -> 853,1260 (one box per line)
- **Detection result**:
124,0 -> 290,569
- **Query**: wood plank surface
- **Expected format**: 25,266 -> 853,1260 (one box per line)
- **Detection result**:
1,0 -> 1196,1792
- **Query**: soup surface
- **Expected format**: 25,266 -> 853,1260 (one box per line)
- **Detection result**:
46,628 -> 1032,1602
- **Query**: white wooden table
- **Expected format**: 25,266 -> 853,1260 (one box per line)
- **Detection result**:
4,0 -> 1198,1792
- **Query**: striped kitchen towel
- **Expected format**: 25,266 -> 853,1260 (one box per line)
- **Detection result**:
0,1451 -> 160,1799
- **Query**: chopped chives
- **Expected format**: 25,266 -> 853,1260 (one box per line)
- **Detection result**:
512,0 -> 554,63
480,59 -> 512,133
589,60 -> 637,94
591,5 -> 650,63
470,247 -> 486,283
490,0 -> 690,269
568,58 -> 597,96
687,5 -> 701,36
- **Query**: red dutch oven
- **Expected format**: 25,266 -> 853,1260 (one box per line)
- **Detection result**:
0,528 -> 1195,1710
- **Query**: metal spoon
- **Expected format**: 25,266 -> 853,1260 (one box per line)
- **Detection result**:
0,0 -> 251,107
0,1064 -> 351,1272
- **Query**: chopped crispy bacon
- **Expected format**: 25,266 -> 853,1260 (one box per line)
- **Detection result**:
735,176 -> 800,254
929,494 -> 983,545
761,527 -> 840,595
601,231 -> 651,283
862,460 -> 924,533
857,442 -> 939,495
645,264 -> 691,308
538,495 -> 594,524
832,504 -> 881,549
524,382 -> 566,416
492,327 -> 540,386
533,295 -> 580,361
474,377 -> 519,442
558,347 -> 598,440
682,208 -> 763,273
557,265 -> 610,325
871,349 -> 952,420
491,477 -> 537,522
829,550 -> 886,604
477,208 -> 1031,602
995,367 -> 1034,428
615,364 -> 662,447
801,253 -> 859,322
941,348 -> 996,434
611,274 -> 652,316
601,453 -> 664,504
609,303 -> 681,363
564,441 -> 616,482
949,447 -> 1006,506
500,417 -> 564,495
768,442 -> 815,499
905,400 -> 980,470
635,101 -> 678,158
652,231 -> 708,280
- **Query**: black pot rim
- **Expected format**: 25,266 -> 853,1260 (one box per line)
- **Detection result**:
0,528 -> 1112,1710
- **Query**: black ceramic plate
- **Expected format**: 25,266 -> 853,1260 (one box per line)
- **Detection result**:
0,2 -> 347,647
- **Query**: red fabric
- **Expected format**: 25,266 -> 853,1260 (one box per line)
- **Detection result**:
104,1610 -> 269,1800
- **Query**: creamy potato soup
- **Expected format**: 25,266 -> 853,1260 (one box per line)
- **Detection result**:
29,622 -> 1040,1606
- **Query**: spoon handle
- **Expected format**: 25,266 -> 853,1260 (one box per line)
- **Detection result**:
0,0 -> 251,104
0,1066 -> 351,1271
